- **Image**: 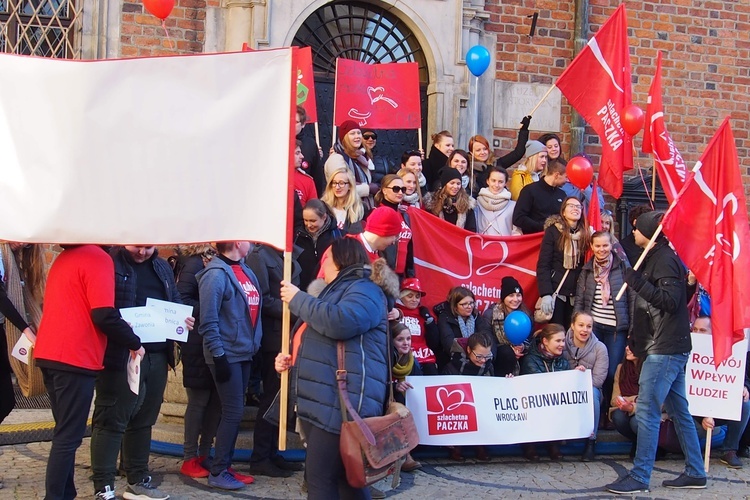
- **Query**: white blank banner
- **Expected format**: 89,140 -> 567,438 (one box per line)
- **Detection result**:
0,50 -> 294,247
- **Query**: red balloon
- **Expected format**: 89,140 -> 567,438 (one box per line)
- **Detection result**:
566,156 -> 594,190
622,105 -> 645,136
143,0 -> 174,20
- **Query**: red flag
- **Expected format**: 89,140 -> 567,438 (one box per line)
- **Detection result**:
334,58 -> 420,129
407,207 -> 542,314
296,47 -> 317,123
642,51 -> 687,203
555,4 -> 632,199
588,176 -> 602,232
662,118 -> 750,366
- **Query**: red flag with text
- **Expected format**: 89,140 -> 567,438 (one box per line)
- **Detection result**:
642,51 -> 686,203
407,207 -> 543,314
662,118 -> 750,366
334,58 -> 420,129
555,4 -> 632,199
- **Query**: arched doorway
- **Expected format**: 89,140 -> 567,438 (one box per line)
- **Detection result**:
293,1 -> 429,168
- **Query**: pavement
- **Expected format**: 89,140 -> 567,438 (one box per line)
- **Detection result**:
1,407 -> 749,499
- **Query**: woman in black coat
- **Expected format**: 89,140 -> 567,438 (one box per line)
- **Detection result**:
294,199 -> 344,291
434,286 -> 491,370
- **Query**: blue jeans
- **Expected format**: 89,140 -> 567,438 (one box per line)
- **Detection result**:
590,387 -> 602,439
594,324 -> 627,407
209,360 -> 251,475
630,353 -> 705,485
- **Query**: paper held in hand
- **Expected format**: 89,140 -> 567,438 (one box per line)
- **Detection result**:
11,334 -> 33,364
128,353 -> 142,395
120,298 -> 193,343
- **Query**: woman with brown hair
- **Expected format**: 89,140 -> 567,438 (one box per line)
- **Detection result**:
423,130 -> 455,187
536,196 -> 591,326
324,120 -> 377,212
423,169 -> 476,232
373,174 -> 414,278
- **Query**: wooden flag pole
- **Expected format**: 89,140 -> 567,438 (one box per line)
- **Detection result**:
704,426 -> 712,473
417,128 -> 423,154
528,84 -> 556,116
314,122 -> 321,151
278,251 -> 293,450
331,125 -> 337,149
651,159 -> 657,201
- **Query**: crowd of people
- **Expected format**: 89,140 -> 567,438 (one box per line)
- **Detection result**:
0,111 -> 748,500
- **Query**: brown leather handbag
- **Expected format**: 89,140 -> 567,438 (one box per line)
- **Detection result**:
337,337 -> 419,489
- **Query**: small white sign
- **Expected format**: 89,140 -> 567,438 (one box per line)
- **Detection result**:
146,298 -> 193,342
127,353 -> 142,395
11,334 -> 33,364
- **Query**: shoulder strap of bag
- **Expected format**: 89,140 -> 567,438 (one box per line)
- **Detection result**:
553,269 -> 570,296
337,341 -> 377,445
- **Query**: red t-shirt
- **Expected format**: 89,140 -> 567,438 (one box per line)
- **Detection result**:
394,217 -> 412,275
231,264 -> 260,326
294,170 -> 318,207
396,304 -> 437,365
34,245 -> 115,371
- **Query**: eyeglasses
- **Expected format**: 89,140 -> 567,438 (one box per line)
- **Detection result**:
566,204 -> 583,211
471,349 -> 493,361
363,134 -> 377,140
331,181 -> 350,188
458,301 -> 475,308
387,185 -> 405,193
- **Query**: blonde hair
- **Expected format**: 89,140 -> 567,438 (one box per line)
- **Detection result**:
397,168 -> 422,205
321,167 -> 364,224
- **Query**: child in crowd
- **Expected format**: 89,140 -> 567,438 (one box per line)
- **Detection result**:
483,276 -> 533,376
391,322 -> 422,472
442,332 -> 494,461
395,278 -> 440,375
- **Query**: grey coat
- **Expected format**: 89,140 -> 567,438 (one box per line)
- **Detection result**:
197,257 -> 263,364
575,252 -> 634,333
562,329 -> 609,389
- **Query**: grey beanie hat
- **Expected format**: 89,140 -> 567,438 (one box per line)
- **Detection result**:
525,140 -> 547,158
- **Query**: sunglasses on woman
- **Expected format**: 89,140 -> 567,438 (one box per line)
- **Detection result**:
387,185 -> 406,193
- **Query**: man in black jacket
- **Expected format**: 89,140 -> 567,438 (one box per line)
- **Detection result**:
512,159 -> 567,234
605,212 -> 707,494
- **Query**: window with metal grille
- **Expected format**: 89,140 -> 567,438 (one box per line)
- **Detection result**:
293,1 -> 428,84
0,0 -> 81,58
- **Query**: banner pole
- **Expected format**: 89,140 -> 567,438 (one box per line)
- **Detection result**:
528,84 -> 556,116
332,125 -> 337,149
470,75 -> 478,195
278,251 -> 293,451
417,128 -> 423,154
704,426 -> 712,473
314,122 -> 321,151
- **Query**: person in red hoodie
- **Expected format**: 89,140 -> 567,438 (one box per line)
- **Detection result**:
293,140 -> 317,207
395,278 -> 440,375
33,245 -> 143,500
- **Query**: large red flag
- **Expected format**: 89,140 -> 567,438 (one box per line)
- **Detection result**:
642,51 -> 687,203
407,207 -> 543,314
555,4 -> 632,199
334,58 -> 420,129
662,118 -> 750,366
296,47 -> 317,123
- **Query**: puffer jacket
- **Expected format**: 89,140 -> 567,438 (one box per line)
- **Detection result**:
625,239 -> 691,358
520,336 -> 570,374
575,252 -> 634,333
291,259 -> 399,434
536,215 -> 584,298
562,329 -> 609,388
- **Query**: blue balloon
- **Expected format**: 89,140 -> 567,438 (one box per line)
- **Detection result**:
466,45 -> 491,77
504,310 -> 532,345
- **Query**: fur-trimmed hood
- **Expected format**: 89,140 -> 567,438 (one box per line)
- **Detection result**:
543,214 -> 564,231
305,257 -> 399,300
175,244 -> 216,257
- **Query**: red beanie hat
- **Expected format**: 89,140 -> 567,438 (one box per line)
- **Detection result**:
338,120 -> 360,142
365,207 -> 403,237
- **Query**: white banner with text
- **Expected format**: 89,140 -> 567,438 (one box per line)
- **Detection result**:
405,371 -> 594,446
686,333 -> 748,421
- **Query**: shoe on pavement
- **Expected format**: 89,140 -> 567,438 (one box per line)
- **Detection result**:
227,467 -> 255,484
720,450 -> 743,469
207,470 -> 245,490
95,485 -> 116,500
123,476 -> 170,500
581,439 -> 596,462
402,454 -> 422,472
180,456 -> 209,478
369,486 -> 386,499
248,459 -> 293,478
662,473 -> 707,489
271,455 -> 305,471
605,475 -> 649,494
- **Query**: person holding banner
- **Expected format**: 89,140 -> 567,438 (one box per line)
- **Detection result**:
605,211 -> 707,494
321,167 -> 365,233
423,130 -> 455,187
423,169 -> 477,232
520,323 -> 582,461
563,311 -> 609,461
325,120 -> 377,212
435,287 -> 491,370
275,238 -> 392,499
483,276 -> 532,376
689,316 -> 750,469
474,166 -> 520,236
536,197 -> 590,326
575,230 -> 633,429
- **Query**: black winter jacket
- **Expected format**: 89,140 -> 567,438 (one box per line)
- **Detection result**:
575,253 -> 634,333
423,145 -> 449,187
294,217 -> 344,291
625,239 -> 691,357
434,301 -> 491,368
108,247 -> 181,371
536,217 -> 584,298
512,178 -> 566,234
